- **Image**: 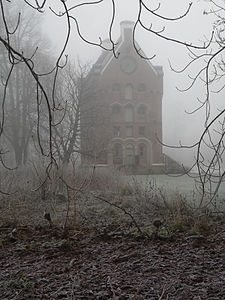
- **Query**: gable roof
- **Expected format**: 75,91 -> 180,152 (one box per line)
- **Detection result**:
92,21 -> 163,77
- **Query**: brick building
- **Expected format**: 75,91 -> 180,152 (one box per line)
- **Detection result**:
80,21 -> 164,174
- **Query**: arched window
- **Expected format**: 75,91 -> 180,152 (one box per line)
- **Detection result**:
139,144 -> 146,157
113,143 -> 123,164
125,84 -> 133,100
125,144 -> 135,165
138,143 -> 147,164
125,105 -> 134,122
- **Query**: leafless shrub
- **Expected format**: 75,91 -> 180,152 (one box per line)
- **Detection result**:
121,177 -> 214,233
0,162 -> 220,236
0,163 -> 67,227
76,166 -> 125,193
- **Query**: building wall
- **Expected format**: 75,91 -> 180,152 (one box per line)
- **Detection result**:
81,21 -> 164,174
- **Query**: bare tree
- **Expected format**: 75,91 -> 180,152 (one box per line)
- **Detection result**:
49,63 -> 90,166
1,0 -> 224,204
163,0 -> 225,205
0,1 -> 54,168
0,44 -> 53,166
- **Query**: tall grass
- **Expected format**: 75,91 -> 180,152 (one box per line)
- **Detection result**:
0,165 -> 223,234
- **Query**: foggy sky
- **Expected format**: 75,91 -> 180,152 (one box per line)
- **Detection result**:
41,0 -> 221,167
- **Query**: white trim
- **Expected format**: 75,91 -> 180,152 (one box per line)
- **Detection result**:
100,43 -> 122,75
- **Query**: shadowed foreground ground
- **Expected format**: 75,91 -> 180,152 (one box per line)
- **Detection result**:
1,225 -> 225,299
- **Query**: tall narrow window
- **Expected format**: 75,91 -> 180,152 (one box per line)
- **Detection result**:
114,143 -> 122,158
125,105 -> 134,122
113,143 -> 123,164
125,84 -> 133,100
139,143 -> 147,162
139,126 -> 145,136
125,144 -> 135,165
137,104 -> 147,121
113,126 -> 121,137
126,126 -> 133,137
139,145 -> 145,157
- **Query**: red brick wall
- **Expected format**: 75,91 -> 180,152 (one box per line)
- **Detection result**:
81,31 -> 163,171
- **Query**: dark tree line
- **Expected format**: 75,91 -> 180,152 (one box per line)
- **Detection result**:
0,1 -> 90,169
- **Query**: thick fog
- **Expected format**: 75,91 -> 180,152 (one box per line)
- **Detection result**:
40,0 -> 222,168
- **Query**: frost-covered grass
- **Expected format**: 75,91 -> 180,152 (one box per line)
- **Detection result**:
126,174 -> 196,196
1,167 -> 225,229
126,174 -> 225,211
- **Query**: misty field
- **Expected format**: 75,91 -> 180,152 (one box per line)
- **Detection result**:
127,174 -> 225,205
127,174 -> 197,196
125,174 -> 225,211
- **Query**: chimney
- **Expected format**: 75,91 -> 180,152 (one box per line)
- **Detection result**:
120,20 -> 134,43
